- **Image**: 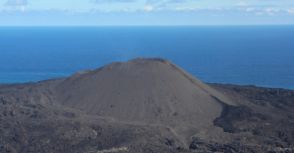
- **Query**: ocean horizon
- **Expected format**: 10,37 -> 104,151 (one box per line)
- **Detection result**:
1,26 -> 294,89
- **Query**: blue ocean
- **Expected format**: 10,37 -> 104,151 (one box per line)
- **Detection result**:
0,26 -> 294,89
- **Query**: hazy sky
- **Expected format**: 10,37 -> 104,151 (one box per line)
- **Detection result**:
0,0 -> 294,26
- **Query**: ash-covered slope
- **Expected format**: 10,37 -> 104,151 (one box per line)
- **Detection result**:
55,58 -> 235,143
1,58 -> 293,153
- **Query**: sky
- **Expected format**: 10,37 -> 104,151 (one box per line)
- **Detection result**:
0,0 -> 294,26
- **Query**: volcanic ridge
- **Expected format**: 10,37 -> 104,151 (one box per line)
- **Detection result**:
0,58 -> 293,153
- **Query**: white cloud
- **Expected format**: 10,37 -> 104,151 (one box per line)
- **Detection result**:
174,6 -> 198,11
144,5 -> 154,12
4,0 -> 28,12
91,0 -> 136,3
287,8 -> 294,15
264,7 -> 281,14
245,7 -> 255,12
5,0 -> 27,6
236,1 -> 248,7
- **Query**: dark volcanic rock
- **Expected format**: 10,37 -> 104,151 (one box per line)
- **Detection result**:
213,104 -> 267,133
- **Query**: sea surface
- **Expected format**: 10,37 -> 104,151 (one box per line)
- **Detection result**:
0,26 -> 294,89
